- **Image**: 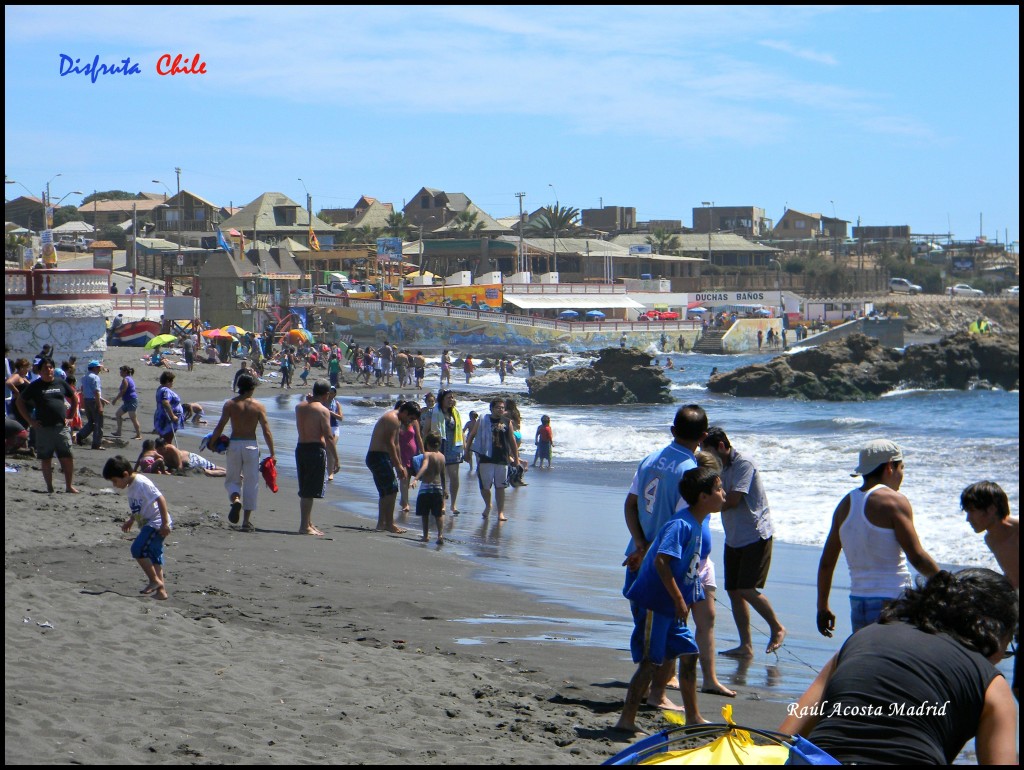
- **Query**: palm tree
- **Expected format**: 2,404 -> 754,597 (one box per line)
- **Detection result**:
450,210 -> 485,234
526,205 -> 580,237
384,212 -> 411,239
645,227 -> 680,255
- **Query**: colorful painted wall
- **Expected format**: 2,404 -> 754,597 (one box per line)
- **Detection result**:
721,319 -> 784,353
322,306 -> 700,353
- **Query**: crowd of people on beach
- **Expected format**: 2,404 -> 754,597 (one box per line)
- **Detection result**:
5,338 -> 1017,763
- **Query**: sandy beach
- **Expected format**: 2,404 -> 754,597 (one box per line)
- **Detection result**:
6,345 -> 807,764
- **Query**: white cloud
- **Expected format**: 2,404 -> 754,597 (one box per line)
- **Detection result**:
758,39 -> 838,66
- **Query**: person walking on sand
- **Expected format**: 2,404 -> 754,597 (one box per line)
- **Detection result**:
413,433 -> 448,544
615,465 -> 726,734
327,386 -> 344,481
103,455 -> 172,600
15,357 -> 79,493
816,439 -> 939,639
294,381 -> 341,536
433,389 -> 464,514
622,405 -> 735,710
464,398 -> 519,522
703,427 -> 787,658
75,360 -> 105,450
366,401 -> 421,534
207,372 -> 276,532
111,366 -> 142,440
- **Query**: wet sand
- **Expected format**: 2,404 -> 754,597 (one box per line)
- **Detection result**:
5,345 -> 799,764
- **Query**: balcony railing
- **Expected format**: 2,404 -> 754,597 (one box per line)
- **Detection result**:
5,269 -> 111,301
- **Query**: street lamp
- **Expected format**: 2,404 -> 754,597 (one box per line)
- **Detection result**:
702,201 -> 714,265
154,168 -> 182,285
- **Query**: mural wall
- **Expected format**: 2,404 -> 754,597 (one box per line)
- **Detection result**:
319,306 -> 700,353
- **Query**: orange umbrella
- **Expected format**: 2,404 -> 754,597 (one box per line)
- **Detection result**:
202,328 -> 236,340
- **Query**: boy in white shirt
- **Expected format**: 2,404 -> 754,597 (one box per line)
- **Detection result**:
103,455 -> 173,600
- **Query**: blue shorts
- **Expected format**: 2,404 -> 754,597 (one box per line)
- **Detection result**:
629,607 -> 698,666
535,440 -> 552,460
365,450 -> 399,497
850,595 -> 890,633
130,525 -> 165,565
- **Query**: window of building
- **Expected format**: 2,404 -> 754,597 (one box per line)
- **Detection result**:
421,196 -> 430,209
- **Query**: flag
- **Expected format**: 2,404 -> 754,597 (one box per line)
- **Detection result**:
308,228 -> 321,252
216,227 -> 234,255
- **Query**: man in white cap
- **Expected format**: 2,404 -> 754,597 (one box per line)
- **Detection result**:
816,439 -> 939,638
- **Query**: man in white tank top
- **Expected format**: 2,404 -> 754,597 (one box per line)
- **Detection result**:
816,439 -> 939,638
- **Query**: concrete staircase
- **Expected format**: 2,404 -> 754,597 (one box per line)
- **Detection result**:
691,329 -> 727,354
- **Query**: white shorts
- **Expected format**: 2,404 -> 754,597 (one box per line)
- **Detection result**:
476,462 -> 508,490
331,425 -> 341,440
698,557 -> 716,591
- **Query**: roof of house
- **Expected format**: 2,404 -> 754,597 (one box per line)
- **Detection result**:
52,221 -> 96,233
339,199 -> 396,230
78,198 -> 167,214
778,209 -> 820,222
433,203 -> 511,234
611,233 -> 779,253
88,240 -> 118,249
218,192 -> 335,233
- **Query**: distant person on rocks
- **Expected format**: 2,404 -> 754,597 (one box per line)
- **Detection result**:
293,381 -> 340,536
207,372 -> 275,532
104,455 -> 173,601
816,439 -> 939,639
366,401 -> 421,534
15,357 -> 79,493
704,427 -> 786,657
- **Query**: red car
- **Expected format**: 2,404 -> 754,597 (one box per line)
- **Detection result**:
638,310 -> 680,321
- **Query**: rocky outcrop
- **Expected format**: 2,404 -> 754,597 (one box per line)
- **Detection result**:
526,347 -> 673,405
707,333 -> 1019,401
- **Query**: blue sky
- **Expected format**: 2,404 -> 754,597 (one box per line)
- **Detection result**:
5,6 -> 1019,244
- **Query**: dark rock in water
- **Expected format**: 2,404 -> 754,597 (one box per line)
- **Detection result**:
707,332 -> 1019,400
527,347 -> 673,405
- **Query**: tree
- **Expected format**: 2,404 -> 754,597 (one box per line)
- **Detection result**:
52,205 -> 85,228
6,232 -> 30,262
98,225 -> 127,249
81,190 -> 138,205
384,212 -> 411,239
450,210 -> 485,234
645,228 -> 680,255
525,205 -> 580,237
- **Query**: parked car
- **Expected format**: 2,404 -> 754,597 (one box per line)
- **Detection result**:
889,277 -> 922,294
946,283 -> 985,297
1004,285 -> 1019,297
638,309 -> 680,321
56,236 -> 88,252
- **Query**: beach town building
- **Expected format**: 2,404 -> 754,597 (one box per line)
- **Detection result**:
4,195 -> 46,231
773,209 -> 849,241
219,192 -> 336,249
692,205 -> 773,239
77,196 -> 166,230
149,190 -> 227,248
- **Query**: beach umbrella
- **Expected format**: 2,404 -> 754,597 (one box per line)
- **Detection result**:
285,328 -> 314,344
585,310 -> 606,319
221,324 -> 248,336
201,328 -> 236,340
688,307 -> 707,314
144,333 -> 177,349
559,309 -> 579,319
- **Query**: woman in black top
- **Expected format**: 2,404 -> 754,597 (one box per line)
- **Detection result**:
780,568 -> 1016,764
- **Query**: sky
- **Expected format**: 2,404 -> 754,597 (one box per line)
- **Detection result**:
5,5 -> 1019,245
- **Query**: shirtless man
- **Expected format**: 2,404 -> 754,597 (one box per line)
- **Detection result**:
365,401 -> 421,534
294,381 -> 341,536
208,373 -> 275,532
960,480 -> 1019,698
412,351 -> 426,389
394,348 -> 411,387
155,437 -> 227,477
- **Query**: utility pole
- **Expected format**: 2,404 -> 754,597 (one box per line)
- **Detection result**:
175,167 -> 182,289
515,192 -> 526,274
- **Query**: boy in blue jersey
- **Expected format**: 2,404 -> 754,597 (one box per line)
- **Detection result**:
615,465 -> 726,734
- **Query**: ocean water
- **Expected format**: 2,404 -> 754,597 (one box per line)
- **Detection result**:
193,348 -> 1018,699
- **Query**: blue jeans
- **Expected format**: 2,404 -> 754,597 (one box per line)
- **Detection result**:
850,596 -> 889,633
